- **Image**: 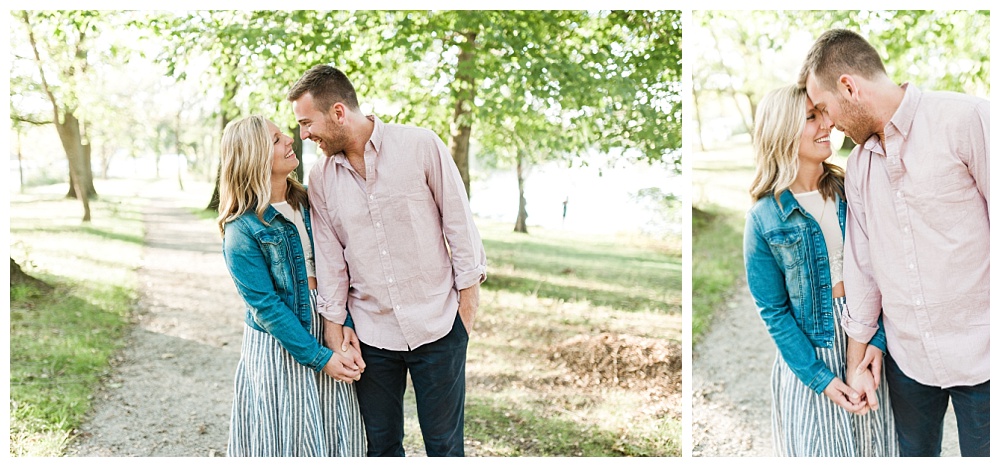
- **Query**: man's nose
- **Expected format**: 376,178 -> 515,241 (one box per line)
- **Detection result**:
820,111 -> 833,129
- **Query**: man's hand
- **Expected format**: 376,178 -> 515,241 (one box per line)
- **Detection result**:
458,283 -> 480,334
856,343 -> 884,391
846,364 -> 879,413
323,319 -> 360,373
341,326 -> 366,373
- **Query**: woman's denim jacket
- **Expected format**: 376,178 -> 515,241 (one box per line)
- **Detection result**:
743,189 -> 886,394
222,203 -> 352,373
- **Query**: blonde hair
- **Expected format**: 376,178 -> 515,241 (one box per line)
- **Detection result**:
749,84 -> 843,204
216,115 -> 307,236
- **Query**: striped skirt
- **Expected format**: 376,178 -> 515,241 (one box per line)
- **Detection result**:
771,296 -> 899,457
227,290 -> 367,457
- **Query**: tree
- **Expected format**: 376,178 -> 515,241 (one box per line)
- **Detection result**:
692,10 -> 990,151
13,11 -> 112,221
354,10 -> 683,231
10,258 -> 53,292
151,10 -> 360,210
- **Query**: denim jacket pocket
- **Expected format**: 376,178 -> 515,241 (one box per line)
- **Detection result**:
766,227 -> 808,307
260,232 -> 293,294
766,227 -> 806,269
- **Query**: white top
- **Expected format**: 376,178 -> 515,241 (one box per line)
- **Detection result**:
792,190 -> 843,286
271,201 -> 316,278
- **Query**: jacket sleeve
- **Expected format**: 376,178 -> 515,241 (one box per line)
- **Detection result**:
223,221 -> 333,372
744,211 -> 835,394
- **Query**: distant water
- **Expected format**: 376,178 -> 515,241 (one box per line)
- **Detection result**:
469,158 -> 680,237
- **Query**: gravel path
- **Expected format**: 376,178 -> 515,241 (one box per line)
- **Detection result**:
692,275 -> 960,457
68,193 -> 244,456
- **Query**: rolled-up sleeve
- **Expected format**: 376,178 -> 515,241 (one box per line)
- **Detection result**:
424,132 -> 487,290
308,161 -> 351,325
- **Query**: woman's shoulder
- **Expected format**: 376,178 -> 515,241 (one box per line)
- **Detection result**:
746,194 -> 777,216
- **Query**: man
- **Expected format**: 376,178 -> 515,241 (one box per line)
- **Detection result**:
288,65 -> 487,457
799,29 -> 989,457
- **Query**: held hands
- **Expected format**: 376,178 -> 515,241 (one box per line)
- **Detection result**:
340,326 -> 366,374
822,377 -> 868,414
845,344 -> 884,414
321,319 -> 365,383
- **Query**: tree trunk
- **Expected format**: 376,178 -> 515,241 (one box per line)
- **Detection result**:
207,79 -> 239,211
17,129 -> 25,192
514,149 -> 529,234
175,109 -> 185,191
65,142 -> 97,199
10,258 -> 52,291
55,110 -> 92,221
448,31 -> 477,199
293,123 -> 305,182
692,86 -> 707,152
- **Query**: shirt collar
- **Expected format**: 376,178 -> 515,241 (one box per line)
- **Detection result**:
886,83 -> 920,141
333,114 -> 383,167
861,83 -> 920,157
367,114 -> 384,155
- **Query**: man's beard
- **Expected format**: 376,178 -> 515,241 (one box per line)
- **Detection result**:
838,97 -> 880,145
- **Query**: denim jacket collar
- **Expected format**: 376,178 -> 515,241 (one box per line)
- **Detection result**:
774,189 -> 803,222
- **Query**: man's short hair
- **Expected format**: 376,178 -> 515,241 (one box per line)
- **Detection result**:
287,65 -> 361,113
798,29 -> 888,91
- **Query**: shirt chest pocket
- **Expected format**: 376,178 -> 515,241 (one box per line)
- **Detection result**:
390,179 -> 436,224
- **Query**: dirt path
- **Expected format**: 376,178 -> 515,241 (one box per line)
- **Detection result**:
67,188 -> 426,457
692,275 -> 960,457
68,192 -> 244,456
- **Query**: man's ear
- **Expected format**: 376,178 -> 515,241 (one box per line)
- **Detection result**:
838,74 -> 859,101
330,102 -> 346,124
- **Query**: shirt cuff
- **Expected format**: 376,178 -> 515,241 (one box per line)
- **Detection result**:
315,293 -> 348,325
454,266 -> 487,291
839,304 -> 878,344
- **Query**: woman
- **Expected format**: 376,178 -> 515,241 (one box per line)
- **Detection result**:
218,115 -> 366,456
743,85 -> 898,456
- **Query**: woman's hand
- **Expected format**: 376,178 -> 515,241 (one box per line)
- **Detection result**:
321,352 -> 361,383
822,377 -> 868,415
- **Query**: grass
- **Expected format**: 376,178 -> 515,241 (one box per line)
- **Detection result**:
690,204 -> 745,344
403,220 -> 683,456
8,179 -> 681,457
8,181 -> 145,456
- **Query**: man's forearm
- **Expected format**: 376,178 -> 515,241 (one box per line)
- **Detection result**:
846,336 -> 868,375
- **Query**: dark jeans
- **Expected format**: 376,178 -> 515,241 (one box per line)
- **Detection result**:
355,312 -> 468,457
885,355 -> 990,457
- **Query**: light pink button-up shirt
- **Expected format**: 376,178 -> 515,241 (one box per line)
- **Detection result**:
841,84 -> 989,388
308,115 -> 487,351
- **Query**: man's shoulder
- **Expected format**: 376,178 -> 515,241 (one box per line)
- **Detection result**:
920,89 -> 989,112
383,121 -> 443,143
